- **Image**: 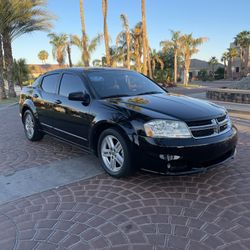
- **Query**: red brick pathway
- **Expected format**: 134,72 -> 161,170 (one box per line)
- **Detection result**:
0,106 -> 250,249
0,106 -> 84,176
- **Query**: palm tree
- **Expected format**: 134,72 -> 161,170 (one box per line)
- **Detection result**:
208,56 -> 219,79
147,39 -> 153,78
131,22 -> 143,72
234,31 -> 250,76
150,49 -> 164,78
13,58 -> 30,87
102,46 -> 124,67
79,0 -> 89,66
160,30 -> 181,84
102,0 -> 111,66
221,52 -> 229,79
92,59 -> 102,67
179,34 -> 207,86
227,47 -> 238,79
38,50 -> 49,64
0,35 -> 6,100
117,14 -> 131,69
71,34 -> 102,65
0,0 -> 53,97
141,0 -> 149,75
116,31 -> 127,67
66,42 -> 73,67
48,33 -> 68,66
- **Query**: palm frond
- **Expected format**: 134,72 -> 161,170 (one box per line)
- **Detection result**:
88,34 -> 103,54
1,0 -> 55,40
70,34 -> 83,51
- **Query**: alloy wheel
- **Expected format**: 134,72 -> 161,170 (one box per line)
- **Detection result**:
101,135 -> 124,172
25,113 -> 35,139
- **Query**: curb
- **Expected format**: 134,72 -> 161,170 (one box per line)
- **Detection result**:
209,100 -> 250,115
0,102 -> 18,111
227,109 -> 250,115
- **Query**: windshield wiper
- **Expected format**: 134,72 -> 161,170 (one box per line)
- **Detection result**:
136,91 -> 163,96
101,94 -> 131,99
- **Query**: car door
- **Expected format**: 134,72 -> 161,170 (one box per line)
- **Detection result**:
34,73 -> 60,131
52,73 -> 92,148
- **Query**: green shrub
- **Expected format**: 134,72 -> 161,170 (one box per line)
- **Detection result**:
198,69 -> 209,81
214,67 -> 225,80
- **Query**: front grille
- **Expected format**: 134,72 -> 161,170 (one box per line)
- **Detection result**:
187,115 -> 231,139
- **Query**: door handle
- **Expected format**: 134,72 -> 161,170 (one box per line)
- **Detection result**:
54,99 -> 62,104
33,94 -> 39,98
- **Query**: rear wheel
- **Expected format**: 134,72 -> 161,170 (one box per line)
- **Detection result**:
23,110 -> 44,141
98,128 -> 136,177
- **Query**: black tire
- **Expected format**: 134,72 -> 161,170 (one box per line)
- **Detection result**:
23,110 -> 44,141
97,128 -> 136,177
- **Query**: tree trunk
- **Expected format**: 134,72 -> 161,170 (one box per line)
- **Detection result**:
223,60 -> 227,79
80,0 -> 89,66
135,38 -> 141,72
183,55 -> 191,86
2,33 -> 16,98
67,44 -> 73,67
227,59 -> 232,79
102,0 -> 111,67
229,59 -> 233,79
246,46 -> 250,77
183,68 -> 188,86
147,44 -> 152,78
141,0 -> 148,75
174,49 -> 178,84
126,30 -> 130,69
212,65 -> 215,79
239,47 -> 244,77
0,35 -> 7,100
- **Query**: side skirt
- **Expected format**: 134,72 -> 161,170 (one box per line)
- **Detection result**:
40,129 -> 92,154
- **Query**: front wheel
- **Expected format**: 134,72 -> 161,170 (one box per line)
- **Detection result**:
97,128 -> 136,177
23,110 -> 44,141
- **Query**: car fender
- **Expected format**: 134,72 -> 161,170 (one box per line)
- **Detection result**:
21,99 -> 38,120
89,119 -> 138,154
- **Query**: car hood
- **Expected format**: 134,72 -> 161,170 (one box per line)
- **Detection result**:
106,93 -> 226,121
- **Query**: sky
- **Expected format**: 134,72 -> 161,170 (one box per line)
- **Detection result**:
12,0 -> 250,65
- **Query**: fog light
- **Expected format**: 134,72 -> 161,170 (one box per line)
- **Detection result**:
159,154 -> 181,161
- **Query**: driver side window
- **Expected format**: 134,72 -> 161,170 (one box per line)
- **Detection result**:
59,73 -> 85,97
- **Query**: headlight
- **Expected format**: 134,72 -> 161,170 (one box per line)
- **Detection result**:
144,120 -> 192,138
226,114 -> 232,128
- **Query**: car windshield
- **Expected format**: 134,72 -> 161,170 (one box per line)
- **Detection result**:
86,70 -> 165,99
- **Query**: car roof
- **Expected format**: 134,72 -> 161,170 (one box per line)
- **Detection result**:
43,67 -> 132,75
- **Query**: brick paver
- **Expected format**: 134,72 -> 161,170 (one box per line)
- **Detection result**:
0,106 -> 84,176
0,105 -> 250,249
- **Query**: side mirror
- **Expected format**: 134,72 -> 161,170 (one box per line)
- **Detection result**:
68,91 -> 90,105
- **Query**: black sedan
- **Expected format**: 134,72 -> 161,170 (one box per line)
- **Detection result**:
19,68 -> 237,177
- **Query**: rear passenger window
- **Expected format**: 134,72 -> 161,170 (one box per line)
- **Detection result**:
41,74 -> 59,94
59,74 -> 85,97
32,76 -> 42,87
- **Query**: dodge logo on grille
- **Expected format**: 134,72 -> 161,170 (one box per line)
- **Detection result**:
212,119 -> 220,134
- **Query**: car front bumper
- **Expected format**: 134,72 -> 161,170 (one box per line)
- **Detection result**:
137,126 -> 238,175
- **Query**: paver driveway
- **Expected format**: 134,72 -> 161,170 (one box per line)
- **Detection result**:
0,105 -> 84,176
0,105 -> 250,250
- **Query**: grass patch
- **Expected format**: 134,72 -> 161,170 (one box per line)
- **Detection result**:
176,83 -> 202,88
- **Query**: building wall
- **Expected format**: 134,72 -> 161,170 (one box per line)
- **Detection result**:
28,64 -> 62,79
230,43 -> 250,79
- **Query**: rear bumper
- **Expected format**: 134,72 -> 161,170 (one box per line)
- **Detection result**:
137,126 -> 238,175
